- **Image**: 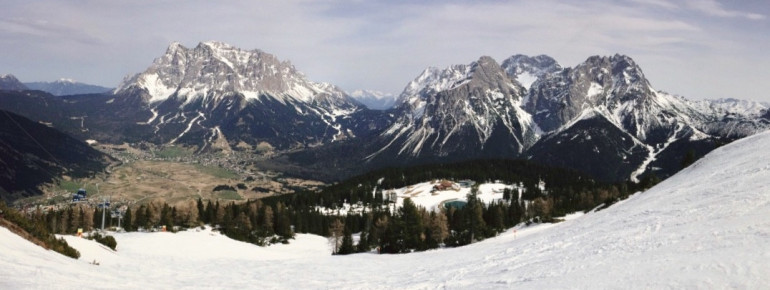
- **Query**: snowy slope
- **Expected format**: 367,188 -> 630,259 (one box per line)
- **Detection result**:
3,129 -> 770,288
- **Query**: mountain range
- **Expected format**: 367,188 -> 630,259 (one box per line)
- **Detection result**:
24,79 -> 112,96
1,41 -> 768,185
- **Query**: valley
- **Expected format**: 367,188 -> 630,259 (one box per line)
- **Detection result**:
16,142 -> 325,209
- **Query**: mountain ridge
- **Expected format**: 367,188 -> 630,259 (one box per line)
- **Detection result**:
1,42 -> 768,184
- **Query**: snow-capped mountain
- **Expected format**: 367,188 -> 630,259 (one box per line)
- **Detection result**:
348,90 -> 396,110
523,54 -> 768,181
697,98 -> 768,116
108,41 -> 386,150
24,79 -> 111,96
359,54 -> 769,182
114,41 -> 357,109
0,74 -> 28,91
1,44 -> 768,183
363,56 -> 538,164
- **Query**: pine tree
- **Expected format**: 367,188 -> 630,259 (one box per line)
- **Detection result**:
338,227 -> 355,255
467,185 -> 486,243
196,198 -> 205,223
160,204 -> 174,230
123,206 -> 133,231
134,205 -> 146,231
205,200 -> 215,225
144,206 -> 153,229
400,198 -> 425,251
681,149 -> 696,169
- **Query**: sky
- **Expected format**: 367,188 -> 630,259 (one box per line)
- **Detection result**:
1,0 -> 768,102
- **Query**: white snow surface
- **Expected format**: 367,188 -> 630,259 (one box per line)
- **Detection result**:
515,71 -> 538,90
317,181 -> 514,215
3,130 -> 770,288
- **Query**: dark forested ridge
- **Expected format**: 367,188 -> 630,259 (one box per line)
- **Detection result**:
0,109 -> 113,202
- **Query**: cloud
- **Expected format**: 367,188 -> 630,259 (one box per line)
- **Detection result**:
629,0 -> 678,10
684,0 -> 765,20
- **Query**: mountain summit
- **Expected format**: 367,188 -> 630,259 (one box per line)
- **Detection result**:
356,53 -> 769,181
115,41 -> 358,110
0,74 -> 28,91
365,56 -> 537,163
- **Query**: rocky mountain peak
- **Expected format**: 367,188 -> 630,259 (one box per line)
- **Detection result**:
115,41 -> 356,109
500,54 -> 562,90
0,74 -> 28,91
370,55 -> 535,160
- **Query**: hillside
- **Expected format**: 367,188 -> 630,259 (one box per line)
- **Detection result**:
0,110 -> 113,202
2,128 -> 769,288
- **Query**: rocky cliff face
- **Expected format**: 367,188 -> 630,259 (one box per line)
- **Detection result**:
361,53 -> 769,181
366,56 -> 537,163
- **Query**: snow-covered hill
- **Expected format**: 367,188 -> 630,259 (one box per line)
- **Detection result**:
3,129 -> 769,288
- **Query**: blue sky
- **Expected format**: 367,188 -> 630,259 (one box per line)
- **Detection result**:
1,0 -> 768,101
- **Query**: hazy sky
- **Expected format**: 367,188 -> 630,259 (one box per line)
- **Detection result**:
1,0 -> 768,101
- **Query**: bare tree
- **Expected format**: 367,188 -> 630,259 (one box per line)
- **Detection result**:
328,218 -> 344,254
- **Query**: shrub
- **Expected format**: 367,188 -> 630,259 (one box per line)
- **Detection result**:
89,232 -> 118,251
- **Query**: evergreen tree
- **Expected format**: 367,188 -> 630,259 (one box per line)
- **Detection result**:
196,198 -> 205,223
400,198 -> 425,251
205,200 -> 215,224
123,206 -> 133,231
682,149 -> 697,169
160,204 -> 174,230
134,205 -> 147,231
467,185 -> 486,243
338,227 -> 355,255
144,206 -> 153,229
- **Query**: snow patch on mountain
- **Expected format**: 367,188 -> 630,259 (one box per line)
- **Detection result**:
349,89 -> 396,110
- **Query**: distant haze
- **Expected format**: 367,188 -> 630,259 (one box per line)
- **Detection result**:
1,0 -> 768,102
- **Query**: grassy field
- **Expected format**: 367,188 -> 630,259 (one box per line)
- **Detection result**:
154,146 -> 192,159
58,160 -> 281,206
21,156 -> 324,208
194,165 -> 239,180
56,180 -> 98,195
217,190 -> 242,200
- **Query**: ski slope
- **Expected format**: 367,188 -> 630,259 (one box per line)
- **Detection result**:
2,130 -> 770,288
